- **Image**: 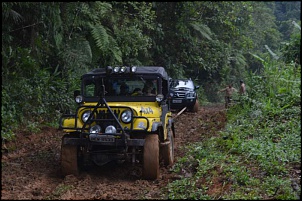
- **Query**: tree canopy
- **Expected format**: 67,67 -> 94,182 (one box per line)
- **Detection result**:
1,1 -> 301,136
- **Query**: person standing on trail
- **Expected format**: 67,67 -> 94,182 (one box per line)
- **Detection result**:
218,84 -> 237,108
239,80 -> 246,95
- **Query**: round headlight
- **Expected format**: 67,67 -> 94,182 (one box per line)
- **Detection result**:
82,110 -> 93,122
105,125 -> 117,134
90,125 -> 101,134
156,94 -> 164,102
75,95 -> 83,103
121,110 -> 132,123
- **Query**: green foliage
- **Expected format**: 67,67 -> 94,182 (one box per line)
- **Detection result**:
280,22 -> 301,64
167,55 -> 301,199
1,45 -> 77,137
1,1 -> 300,199
45,184 -> 73,199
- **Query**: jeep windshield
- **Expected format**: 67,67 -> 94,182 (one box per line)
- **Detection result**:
83,76 -> 158,97
78,66 -> 170,102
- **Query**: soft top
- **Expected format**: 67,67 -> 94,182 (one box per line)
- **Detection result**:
82,66 -> 169,80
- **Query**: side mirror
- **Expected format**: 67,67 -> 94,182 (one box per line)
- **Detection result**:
195,86 -> 200,90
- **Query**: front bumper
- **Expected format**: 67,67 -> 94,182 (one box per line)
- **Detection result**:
63,136 -> 145,147
170,98 -> 196,109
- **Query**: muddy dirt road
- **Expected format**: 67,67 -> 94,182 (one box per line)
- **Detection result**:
1,104 -> 226,200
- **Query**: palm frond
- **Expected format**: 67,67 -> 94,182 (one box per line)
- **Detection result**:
2,3 -> 23,23
189,22 -> 213,41
292,21 -> 301,31
249,52 -> 265,62
265,45 -> 279,60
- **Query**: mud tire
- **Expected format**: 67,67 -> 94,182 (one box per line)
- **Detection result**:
143,134 -> 159,180
61,135 -> 79,176
192,99 -> 199,113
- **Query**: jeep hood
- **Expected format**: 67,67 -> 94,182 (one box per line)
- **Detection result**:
84,102 -> 162,118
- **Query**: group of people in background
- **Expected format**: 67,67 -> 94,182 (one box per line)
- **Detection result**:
218,80 -> 246,108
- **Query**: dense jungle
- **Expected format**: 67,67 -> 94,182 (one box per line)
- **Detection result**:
2,2 -> 301,200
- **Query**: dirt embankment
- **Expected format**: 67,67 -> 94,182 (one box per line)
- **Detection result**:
1,104 -> 226,200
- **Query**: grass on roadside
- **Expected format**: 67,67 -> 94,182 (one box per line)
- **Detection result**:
166,61 -> 301,200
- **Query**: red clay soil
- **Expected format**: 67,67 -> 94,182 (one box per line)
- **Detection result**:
1,104 -> 226,200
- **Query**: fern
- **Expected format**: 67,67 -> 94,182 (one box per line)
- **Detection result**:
108,36 -> 123,63
89,23 -> 109,51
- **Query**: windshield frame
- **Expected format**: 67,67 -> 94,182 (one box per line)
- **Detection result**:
81,75 -> 163,102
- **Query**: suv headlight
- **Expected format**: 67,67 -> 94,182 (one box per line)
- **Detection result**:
121,110 -> 132,123
82,110 -> 93,123
186,92 -> 195,98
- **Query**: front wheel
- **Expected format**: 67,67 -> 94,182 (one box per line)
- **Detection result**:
61,135 -> 79,176
191,99 -> 199,113
143,134 -> 160,180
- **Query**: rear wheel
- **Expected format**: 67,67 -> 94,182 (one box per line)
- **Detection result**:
162,128 -> 174,166
61,135 -> 79,176
143,134 -> 159,180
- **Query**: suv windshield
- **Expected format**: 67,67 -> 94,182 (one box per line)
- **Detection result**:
171,80 -> 194,89
83,77 -> 158,97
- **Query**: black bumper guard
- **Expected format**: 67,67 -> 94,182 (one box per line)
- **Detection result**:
59,97 -> 149,147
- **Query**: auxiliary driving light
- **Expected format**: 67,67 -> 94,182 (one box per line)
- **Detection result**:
113,67 -> 120,73
105,125 -> 117,134
156,94 -> 164,102
90,125 -> 101,134
130,66 -> 137,73
120,66 -> 127,73
75,95 -> 83,103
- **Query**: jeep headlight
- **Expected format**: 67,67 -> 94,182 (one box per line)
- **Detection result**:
82,110 -> 93,123
105,125 -> 117,133
121,110 -> 132,123
90,125 -> 101,134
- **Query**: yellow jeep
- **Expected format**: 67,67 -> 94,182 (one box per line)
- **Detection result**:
59,66 -> 175,180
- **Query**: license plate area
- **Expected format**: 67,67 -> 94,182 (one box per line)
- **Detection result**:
172,99 -> 182,103
89,134 -> 115,142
